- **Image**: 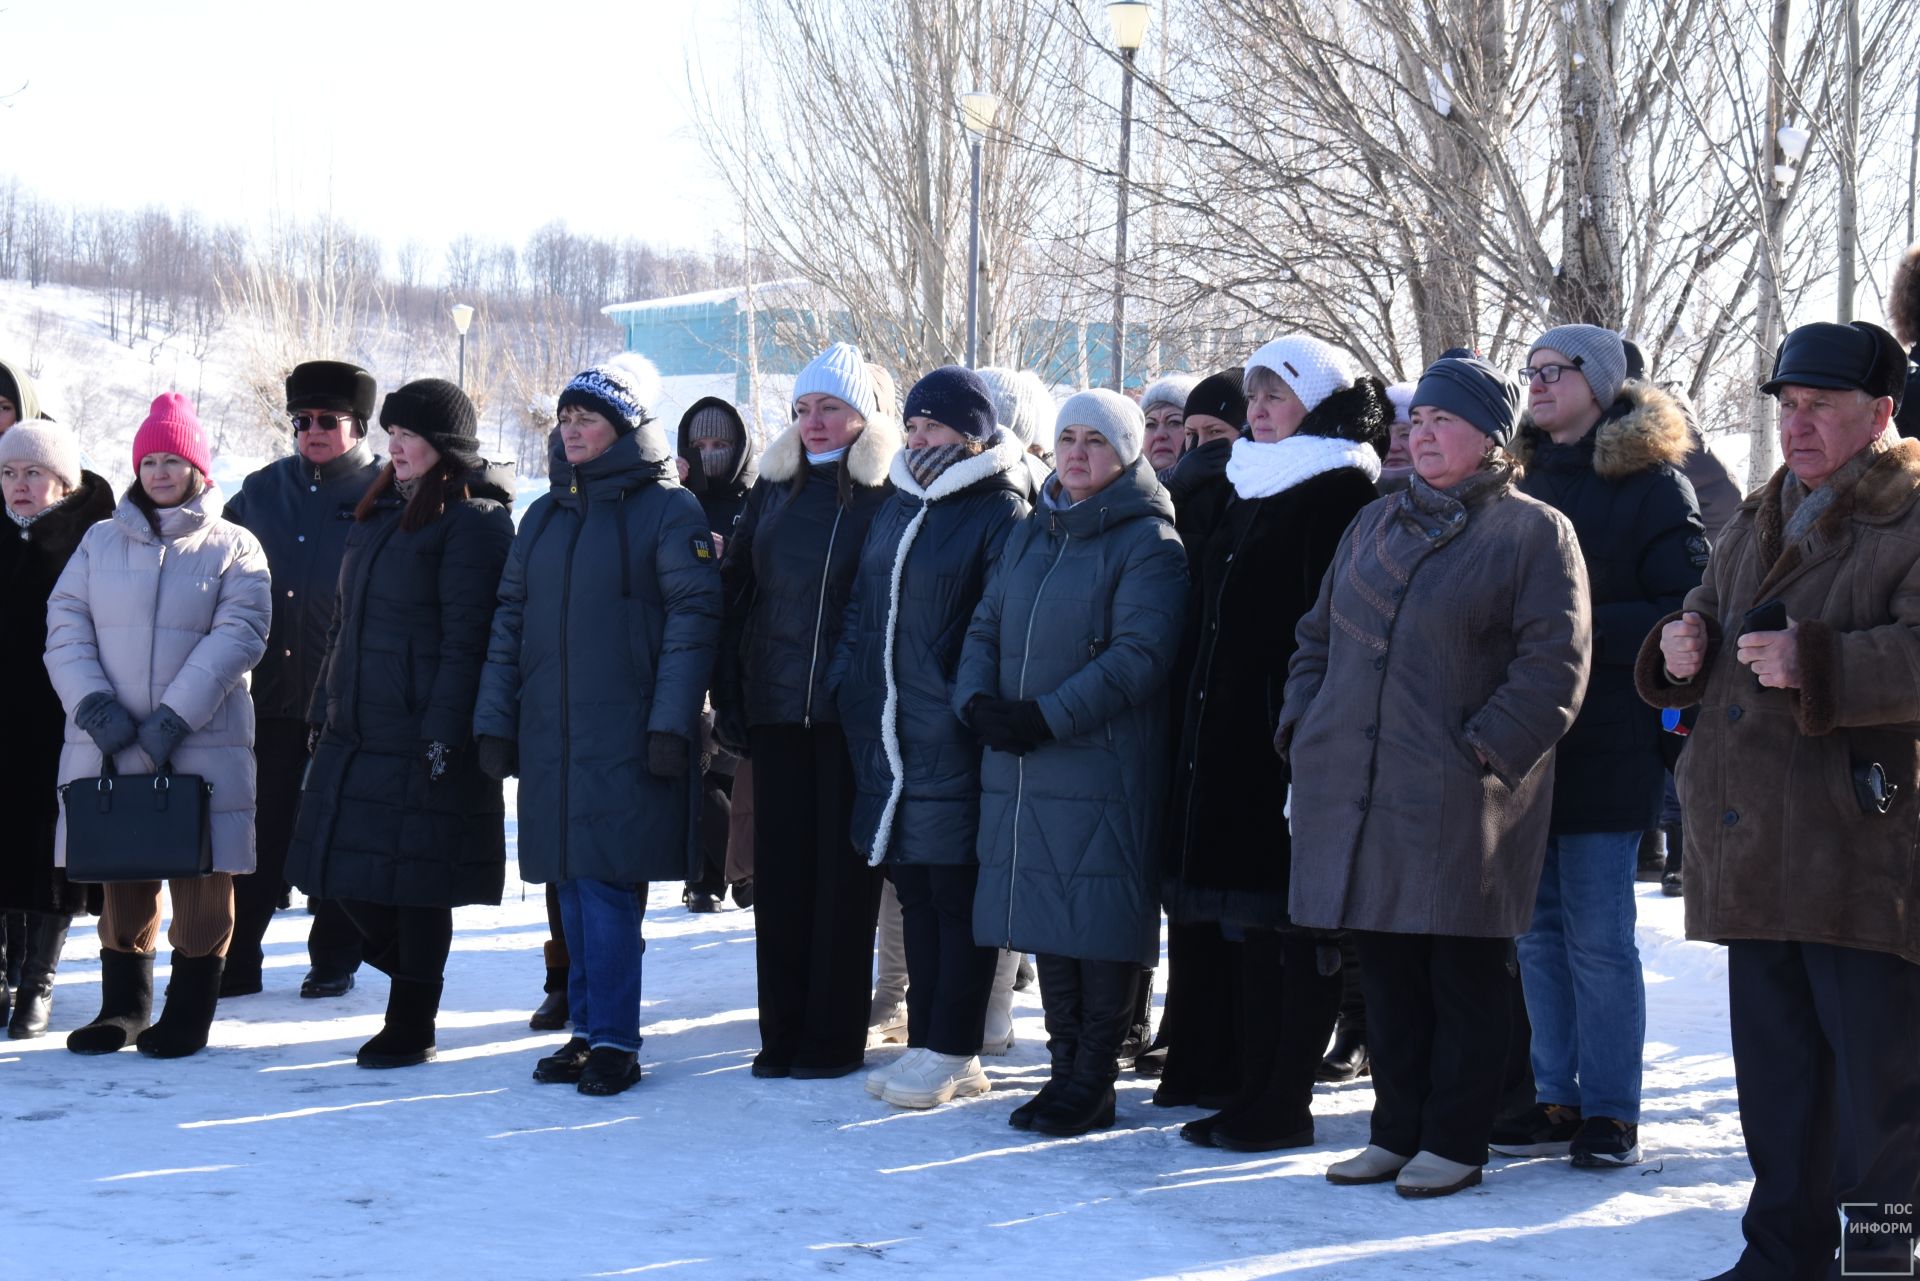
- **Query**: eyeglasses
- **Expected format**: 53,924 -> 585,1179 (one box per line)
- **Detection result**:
292,413 -> 355,433
1518,362 -> 1582,385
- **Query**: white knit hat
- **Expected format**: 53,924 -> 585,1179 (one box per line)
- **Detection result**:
1140,372 -> 1200,414
792,342 -> 878,420
0,418 -> 81,492
1055,389 -> 1145,465
1385,381 -> 1416,424
1245,335 -> 1359,413
975,367 -> 1056,447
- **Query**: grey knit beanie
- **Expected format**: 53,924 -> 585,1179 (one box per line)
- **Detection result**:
1055,389 -> 1145,465
0,418 -> 82,492
1530,324 -> 1628,408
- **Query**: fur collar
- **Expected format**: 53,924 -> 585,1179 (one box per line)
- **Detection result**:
1226,433 -> 1381,500
1513,380 -> 1691,480
887,429 -> 1025,502
1753,435 -> 1920,584
759,413 -> 904,487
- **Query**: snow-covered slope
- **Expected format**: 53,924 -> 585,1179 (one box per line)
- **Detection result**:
4,801 -> 1755,1280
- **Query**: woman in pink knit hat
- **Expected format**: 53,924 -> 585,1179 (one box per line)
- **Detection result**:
46,392 -> 272,1058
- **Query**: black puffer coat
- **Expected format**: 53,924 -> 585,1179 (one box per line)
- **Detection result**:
1165,442 -> 1380,927
715,417 -> 901,731
474,430 -> 722,885
676,396 -> 759,539
829,431 -> 1030,867
956,458 -> 1189,965
222,441 -> 385,722
0,471 -> 114,915
1516,380 -> 1707,834
286,465 -> 515,907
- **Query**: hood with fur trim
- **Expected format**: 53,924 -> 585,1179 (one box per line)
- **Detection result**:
1514,379 -> 1691,480
759,412 -> 904,488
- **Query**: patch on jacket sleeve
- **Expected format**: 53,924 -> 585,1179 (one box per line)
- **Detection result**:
690,534 -> 716,562
1686,533 -> 1710,568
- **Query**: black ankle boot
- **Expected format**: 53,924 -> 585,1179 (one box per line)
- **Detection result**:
67,949 -> 154,1054
531,940 -> 569,1030
1661,821 -> 1684,897
136,953 -> 225,1059
1317,1013 -> 1370,1083
9,913 -> 70,1040
578,1045 -> 642,1095
1031,1078 -> 1117,1136
357,978 -> 441,1068
534,1036 -> 591,1083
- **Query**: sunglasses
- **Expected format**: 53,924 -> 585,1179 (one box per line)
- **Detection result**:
292,413 -> 356,433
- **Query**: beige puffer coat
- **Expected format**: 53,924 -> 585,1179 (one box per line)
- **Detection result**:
45,487 -> 272,874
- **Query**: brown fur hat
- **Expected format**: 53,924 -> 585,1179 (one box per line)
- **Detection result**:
1891,242 -> 1920,348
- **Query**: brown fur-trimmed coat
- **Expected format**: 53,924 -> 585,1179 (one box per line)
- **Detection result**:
1635,436 -> 1920,965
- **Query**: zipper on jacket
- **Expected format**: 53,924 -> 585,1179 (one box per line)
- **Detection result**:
803,506 -> 846,728
1005,529 -> 1071,946
555,489 -> 588,879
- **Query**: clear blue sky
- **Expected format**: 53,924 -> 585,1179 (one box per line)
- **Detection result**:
0,0 -> 737,264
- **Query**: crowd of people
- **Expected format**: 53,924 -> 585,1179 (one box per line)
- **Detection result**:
4,243 -> 1920,1277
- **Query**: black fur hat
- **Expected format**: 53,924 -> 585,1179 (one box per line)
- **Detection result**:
1296,374 -> 1391,451
287,360 -> 377,423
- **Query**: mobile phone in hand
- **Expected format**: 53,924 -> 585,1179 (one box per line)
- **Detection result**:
1740,599 -> 1788,636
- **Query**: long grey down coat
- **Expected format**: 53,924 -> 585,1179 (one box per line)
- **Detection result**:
955,457 -> 1189,965
1279,465 -> 1592,938
474,428 -> 722,885
45,488 -> 272,874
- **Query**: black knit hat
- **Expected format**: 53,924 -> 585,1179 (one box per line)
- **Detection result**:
1184,368 -> 1247,433
379,378 -> 482,470
287,361 -> 378,422
902,365 -> 997,441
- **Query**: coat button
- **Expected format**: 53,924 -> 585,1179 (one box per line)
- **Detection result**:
309,484 -> 318,493
283,648 -> 292,658
1197,690 -> 1206,700
1391,587 -> 1404,601
297,534 -> 306,543
1373,656 -> 1386,671
286,590 -> 295,598
1364,724 -> 1377,739
1722,809 -> 1739,826
1727,705 -> 1742,722
1356,794 -> 1371,811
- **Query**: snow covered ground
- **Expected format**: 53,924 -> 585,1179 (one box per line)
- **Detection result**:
7,793 -> 1756,1281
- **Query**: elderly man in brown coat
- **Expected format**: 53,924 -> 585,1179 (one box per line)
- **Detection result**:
1639,320 -> 1920,1281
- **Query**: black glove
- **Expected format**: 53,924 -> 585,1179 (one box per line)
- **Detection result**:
967,696 -> 1026,755
1005,700 -> 1053,752
425,740 -> 454,783
476,735 -> 518,781
648,731 -> 690,779
307,725 -> 323,756
75,692 -> 139,759
135,704 -> 193,769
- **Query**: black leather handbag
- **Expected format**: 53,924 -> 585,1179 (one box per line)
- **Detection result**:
61,760 -> 215,883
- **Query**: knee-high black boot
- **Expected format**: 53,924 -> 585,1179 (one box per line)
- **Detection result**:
1013,954 -> 1084,1130
9,913 -> 72,1039
1033,961 -> 1135,1138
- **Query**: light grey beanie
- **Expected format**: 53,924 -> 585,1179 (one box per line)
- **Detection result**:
791,342 -> 879,420
1140,372 -> 1200,414
0,418 -> 82,492
976,367 -> 1055,447
1530,324 -> 1628,409
1055,389 -> 1145,465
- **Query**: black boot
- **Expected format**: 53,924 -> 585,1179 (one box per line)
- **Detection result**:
531,940 -> 569,1031
578,1045 -> 642,1096
1661,821 -> 1684,898
1032,960 -> 1134,1138
533,1036 -> 591,1083
1317,1012 -> 1370,1083
1635,828 -> 1666,883
67,949 -> 155,1054
356,977 -> 441,1068
1012,954 -> 1083,1130
1117,968 -> 1154,1066
682,886 -> 721,914
1211,935 -> 1336,1152
136,953 -> 225,1059
9,913 -> 71,1040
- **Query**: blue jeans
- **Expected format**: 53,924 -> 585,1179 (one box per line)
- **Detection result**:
1516,831 -> 1645,1123
557,878 -> 647,1054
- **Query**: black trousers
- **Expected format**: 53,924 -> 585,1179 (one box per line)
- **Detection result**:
1725,939 -> 1920,1280
892,863 -> 998,1056
1232,927 -> 1343,1126
1499,955 -> 1537,1117
1037,954 -> 1139,1082
1158,921 -> 1244,1095
339,900 -> 454,986
685,772 -> 734,896
749,724 -> 881,1071
1354,930 -> 1512,1166
231,716 -> 363,979
1336,934 -> 1365,1032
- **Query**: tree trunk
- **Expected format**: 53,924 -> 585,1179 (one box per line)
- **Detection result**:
1837,0 -> 1861,321
1556,0 -> 1626,327
1749,0 -> 1794,489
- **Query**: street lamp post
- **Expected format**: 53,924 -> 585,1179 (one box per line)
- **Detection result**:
450,303 -> 475,391
960,91 -> 1000,368
1107,1 -> 1148,392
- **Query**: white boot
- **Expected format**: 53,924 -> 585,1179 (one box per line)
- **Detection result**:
1394,1150 -> 1484,1198
868,884 -> 909,1048
866,1047 -> 925,1098
1326,1144 -> 1411,1185
881,1051 -> 990,1109
980,950 -> 1019,1056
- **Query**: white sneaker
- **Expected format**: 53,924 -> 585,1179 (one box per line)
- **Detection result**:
866,1047 -> 925,1098
867,999 -> 908,1047
1394,1150 -> 1483,1198
881,1051 -> 989,1109
1326,1144 -> 1411,1185
980,951 -> 1018,1056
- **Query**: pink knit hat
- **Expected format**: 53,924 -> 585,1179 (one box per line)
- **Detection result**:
132,393 -> 213,480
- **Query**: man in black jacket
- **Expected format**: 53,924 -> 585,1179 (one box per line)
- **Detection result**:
221,361 -> 385,998
1492,325 -> 1707,1169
